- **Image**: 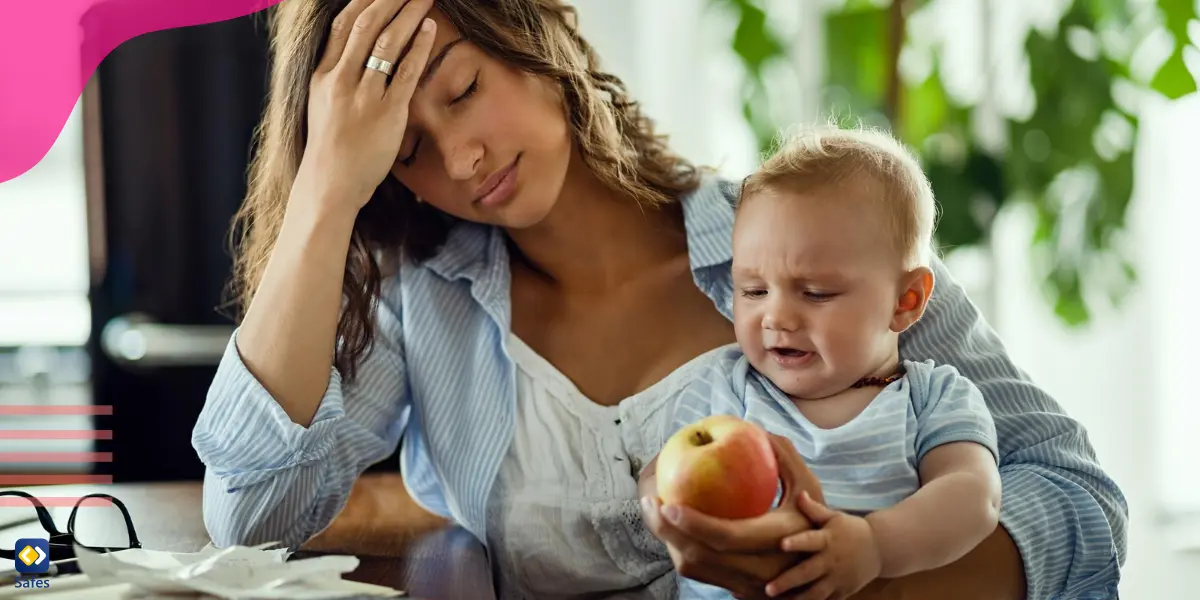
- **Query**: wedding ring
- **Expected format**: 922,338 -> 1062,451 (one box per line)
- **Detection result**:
365,55 -> 395,76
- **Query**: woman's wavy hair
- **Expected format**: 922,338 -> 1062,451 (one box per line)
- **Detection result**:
228,0 -> 703,380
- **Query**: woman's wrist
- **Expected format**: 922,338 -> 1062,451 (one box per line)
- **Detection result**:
284,175 -> 364,240
292,157 -> 376,218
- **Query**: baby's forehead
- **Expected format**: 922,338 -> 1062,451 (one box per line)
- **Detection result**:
741,172 -> 888,204
735,180 -> 891,229
733,180 -> 904,263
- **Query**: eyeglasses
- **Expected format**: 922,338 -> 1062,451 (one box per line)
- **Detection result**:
0,490 -> 142,563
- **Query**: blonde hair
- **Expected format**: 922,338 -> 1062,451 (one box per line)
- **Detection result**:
740,123 -> 937,270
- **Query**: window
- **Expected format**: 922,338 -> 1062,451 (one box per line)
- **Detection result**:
0,96 -> 94,478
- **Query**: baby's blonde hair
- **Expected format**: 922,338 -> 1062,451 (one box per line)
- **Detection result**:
739,123 -> 937,270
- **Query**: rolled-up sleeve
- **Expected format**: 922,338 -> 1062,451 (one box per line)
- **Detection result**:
190,289 -> 411,552
899,258 -> 1127,599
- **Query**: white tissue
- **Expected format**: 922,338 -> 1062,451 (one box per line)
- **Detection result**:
0,542 -> 405,599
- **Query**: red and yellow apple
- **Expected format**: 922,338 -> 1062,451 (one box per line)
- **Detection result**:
656,414 -> 780,519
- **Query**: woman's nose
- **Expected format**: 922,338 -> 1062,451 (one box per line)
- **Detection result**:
439,133 -> 483,182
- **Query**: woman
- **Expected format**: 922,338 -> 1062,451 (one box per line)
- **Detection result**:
191,0 -> 1127,598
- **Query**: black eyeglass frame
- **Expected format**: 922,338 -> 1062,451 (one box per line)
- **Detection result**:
0,490 -> 142,562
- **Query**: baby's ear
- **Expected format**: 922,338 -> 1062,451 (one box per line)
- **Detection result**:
890,267 -> 934,333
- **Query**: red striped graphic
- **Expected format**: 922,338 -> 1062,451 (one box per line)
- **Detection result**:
0,452 -> 112,462
0,475 -> 113,485
0,405 -> 112,416
0,430 -> 112,439
0,496 -> 114,507
0,405 -> 113,491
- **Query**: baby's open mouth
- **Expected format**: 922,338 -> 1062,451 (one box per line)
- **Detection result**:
768,347 -> 815,368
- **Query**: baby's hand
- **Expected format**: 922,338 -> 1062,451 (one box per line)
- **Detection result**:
765,492 -> 881,599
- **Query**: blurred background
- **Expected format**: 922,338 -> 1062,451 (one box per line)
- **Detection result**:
0,0 -> 1196,596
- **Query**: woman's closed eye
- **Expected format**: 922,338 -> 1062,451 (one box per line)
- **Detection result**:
399,139 -> 422,167
452,72 -> 479,105
397,73 -> 481,167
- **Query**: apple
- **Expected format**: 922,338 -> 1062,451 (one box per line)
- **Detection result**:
656,414 -> 780,519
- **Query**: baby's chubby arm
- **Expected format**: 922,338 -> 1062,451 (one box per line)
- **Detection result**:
772,363 -> 1003,597
863,360 -> 1003,577
865,440 -> 1002,577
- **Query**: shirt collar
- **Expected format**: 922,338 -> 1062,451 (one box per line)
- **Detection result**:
422,175 -> 738,282
679,175 -> 738,271
422,220 -> 498,282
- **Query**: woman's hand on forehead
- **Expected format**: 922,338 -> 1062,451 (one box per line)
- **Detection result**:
296,0 -> 438,208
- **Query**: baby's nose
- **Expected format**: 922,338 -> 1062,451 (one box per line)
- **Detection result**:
763,303 -> 801,331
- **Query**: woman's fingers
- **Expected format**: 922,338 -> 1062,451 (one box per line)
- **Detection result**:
677,550 -> 766,597
795,491 -> 838,527
336,0 -> 411,82
641,496 -> 694,549
771,434 -> 825,506
383,17 -> 436,106
362,0 -> 433,93
662,502 -> 807,553
316,0 -> 372,74
642,496 -> 763,594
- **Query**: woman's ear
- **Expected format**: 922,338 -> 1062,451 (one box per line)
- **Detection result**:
890,266 -> 934,333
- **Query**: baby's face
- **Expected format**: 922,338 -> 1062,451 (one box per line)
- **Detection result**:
731,184 -> 905,400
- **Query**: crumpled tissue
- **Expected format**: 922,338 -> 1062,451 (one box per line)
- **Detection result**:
0,541 -> 405,599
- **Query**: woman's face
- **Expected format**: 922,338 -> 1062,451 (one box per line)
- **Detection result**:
388,8 -> 573,228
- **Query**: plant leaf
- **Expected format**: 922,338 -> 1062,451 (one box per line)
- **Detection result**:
1150,48 -> 1199,98
824,6 -> 889,115
730,0 -> 787,79
899,65 -> 948,148
1158,0 -> 1196,40
1150,0 -> 1200,98
1054,287 -> 1091,326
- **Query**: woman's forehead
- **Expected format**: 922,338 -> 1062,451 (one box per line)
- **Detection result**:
427,7 -> 464,53
417,9 -> 471,83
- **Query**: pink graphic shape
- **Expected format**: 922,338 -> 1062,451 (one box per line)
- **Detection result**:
0,0 -> 284,183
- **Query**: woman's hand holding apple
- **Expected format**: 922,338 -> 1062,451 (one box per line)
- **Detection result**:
641,427 -> 832,599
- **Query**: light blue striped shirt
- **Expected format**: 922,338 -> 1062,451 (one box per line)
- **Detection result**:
666,351 -> 999,514
191,177 -> 1126,600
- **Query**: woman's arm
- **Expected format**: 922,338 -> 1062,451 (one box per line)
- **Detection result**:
191,193 -> 414,552
894,257 -> 1128,598
192,0 -> 444,553
234,183 -> 360,427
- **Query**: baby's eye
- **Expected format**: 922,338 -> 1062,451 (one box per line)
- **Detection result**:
804,291 -> 837,302
740,288 -> 767,299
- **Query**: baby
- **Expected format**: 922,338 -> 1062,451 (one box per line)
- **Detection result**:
639,124 -> 1002,599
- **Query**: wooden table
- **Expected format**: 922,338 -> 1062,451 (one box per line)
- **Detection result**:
0,477 -> 496,599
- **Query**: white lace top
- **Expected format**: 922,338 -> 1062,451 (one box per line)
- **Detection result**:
485,334 -> 727,599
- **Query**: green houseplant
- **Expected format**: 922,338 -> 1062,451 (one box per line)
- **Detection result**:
713,0 -> 1198,325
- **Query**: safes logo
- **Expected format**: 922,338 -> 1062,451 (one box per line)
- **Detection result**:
13,538 -> 48,574
10,538 -> 52,590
